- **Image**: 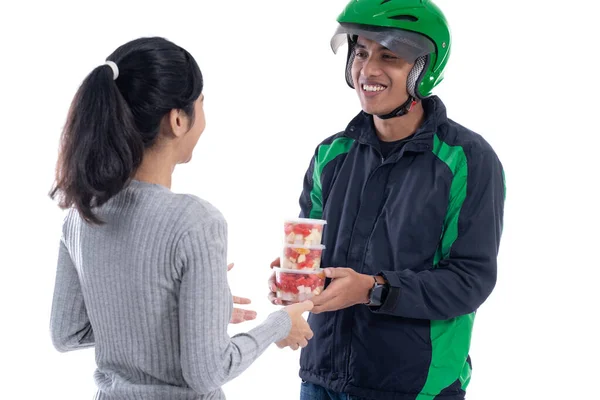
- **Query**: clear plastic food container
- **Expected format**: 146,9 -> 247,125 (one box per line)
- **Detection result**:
284,218 -> 327,246
281,244 -> 325,270
274,267 -> 326,303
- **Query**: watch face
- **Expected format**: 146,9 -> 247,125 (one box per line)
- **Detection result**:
369,285 -> 385,306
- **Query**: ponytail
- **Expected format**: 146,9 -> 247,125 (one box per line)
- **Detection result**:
50,64 -> 143,224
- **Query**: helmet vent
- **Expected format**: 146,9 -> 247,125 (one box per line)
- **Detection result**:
380,0 -> 392,4
388,14 -> 418,22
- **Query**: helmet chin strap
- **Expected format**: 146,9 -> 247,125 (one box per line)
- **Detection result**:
375,96 -> 418,119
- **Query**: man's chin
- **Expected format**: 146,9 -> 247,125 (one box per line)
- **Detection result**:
361,105 -> 394,117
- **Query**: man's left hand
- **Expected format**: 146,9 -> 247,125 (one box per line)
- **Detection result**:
311,268 -> 374,314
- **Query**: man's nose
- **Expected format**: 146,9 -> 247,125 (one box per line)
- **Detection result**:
360,56 -> 383,78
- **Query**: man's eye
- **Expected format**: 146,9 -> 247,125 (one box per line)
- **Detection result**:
354,51 -> 367,58
382,54 -> 397,59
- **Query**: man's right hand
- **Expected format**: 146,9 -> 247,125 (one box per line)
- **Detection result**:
268,257 -> 297,306
276,300 -> 314,350
267,257 -> 284,305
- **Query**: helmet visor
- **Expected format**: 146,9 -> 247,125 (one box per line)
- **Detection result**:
330,23 -> 435,64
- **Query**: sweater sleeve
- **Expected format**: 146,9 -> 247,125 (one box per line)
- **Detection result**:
177,215 -> 291,395
50,238 -> 95,352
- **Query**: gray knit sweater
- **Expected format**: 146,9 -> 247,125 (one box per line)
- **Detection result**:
50,179 -> 292,399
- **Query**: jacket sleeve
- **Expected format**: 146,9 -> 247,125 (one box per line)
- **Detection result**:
298,154 -> 319,219
373,149 -> 505,320
50,238 -> 95,352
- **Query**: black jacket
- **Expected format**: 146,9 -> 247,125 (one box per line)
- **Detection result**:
297,96 -> 506,400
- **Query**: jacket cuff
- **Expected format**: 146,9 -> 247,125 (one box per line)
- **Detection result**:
369,271 -> 401,314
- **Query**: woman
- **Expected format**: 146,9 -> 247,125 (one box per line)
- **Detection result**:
49,36 -> 313,400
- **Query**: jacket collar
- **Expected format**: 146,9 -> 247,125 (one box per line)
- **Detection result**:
343,95 -> 448,153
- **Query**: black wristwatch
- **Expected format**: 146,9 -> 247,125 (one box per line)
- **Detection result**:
366,276 -> 389,307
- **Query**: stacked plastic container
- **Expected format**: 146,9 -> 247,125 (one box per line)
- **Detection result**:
274,218 -> 327,303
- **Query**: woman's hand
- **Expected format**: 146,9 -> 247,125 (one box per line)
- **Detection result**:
228,263 -> 257,324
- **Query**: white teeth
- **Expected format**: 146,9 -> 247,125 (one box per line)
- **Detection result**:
363,84 -> 386,92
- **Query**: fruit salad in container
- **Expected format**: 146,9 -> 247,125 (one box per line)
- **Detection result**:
284,218 -> 327,246
274,267 -> 326,303
281,244 -> 325,270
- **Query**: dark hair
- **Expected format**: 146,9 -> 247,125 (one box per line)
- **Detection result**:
50,37 -> 203,225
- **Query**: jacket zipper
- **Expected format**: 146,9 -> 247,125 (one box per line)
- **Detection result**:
341,141 -> 431,382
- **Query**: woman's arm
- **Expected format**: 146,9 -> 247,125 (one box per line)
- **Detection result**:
177,216 -> 291,395
50,238 -> 95,352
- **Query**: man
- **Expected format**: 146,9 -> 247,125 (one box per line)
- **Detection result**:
269,0 -> 505,399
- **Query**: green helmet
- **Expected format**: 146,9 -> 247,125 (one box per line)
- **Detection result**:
330,0 -> 451,99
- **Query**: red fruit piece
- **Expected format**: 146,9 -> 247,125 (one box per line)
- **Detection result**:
293,224 -> 312,236
284,247 -> 296,258
278,274 -> 300,293
284,223 -> 293,235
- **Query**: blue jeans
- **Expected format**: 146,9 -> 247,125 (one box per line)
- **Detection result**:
300,381 -> 368,400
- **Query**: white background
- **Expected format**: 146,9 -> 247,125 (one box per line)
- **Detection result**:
0,0 -> 598,399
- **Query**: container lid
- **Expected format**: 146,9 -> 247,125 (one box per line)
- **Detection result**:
273,267 -> 326,275
284,218 -> 327,225
283,243 -> 326,250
